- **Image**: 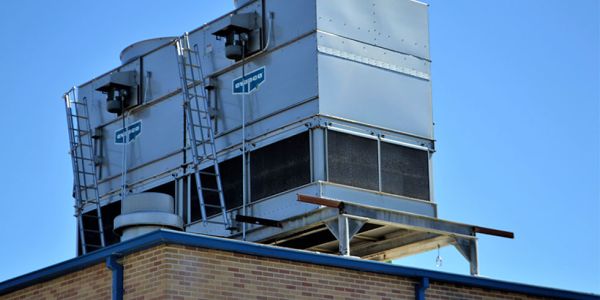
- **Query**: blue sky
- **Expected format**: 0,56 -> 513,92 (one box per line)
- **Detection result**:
0,0 -> 598,295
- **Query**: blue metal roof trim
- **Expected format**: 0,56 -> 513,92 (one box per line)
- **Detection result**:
0,229 -> 598,299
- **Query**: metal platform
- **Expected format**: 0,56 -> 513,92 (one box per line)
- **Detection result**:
237,195 -> 513,276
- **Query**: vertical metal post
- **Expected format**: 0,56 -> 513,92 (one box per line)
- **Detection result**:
186,175 -> 191,224
470,239 -> 479,276
428,151 -> 435,205
241,41 -> 248,240
176,178 -> 184,217
312,128 -> 326,181
377,134 -> 382,192
324,129 -> 329,181
241,89 -> 247,240
338,215 -> 350,256
120,112 -> 129,202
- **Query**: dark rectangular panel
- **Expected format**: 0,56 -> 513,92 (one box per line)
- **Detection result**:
327,130 -> 379,191
381,142 -> 430,200
250,132 -> 311,201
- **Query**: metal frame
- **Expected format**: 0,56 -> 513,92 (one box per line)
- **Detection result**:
235,194 -> 514,276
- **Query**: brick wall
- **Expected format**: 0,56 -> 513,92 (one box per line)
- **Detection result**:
2,244 -> 550,300
427,282 -> 551,300
161,245 -> 416,300
2,263 -> 111,300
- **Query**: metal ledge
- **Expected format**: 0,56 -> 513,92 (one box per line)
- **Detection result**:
237,194 -> 513,275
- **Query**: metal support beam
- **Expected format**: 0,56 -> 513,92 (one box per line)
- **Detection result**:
240,207 -> 339,243
235,214 -> 282,228
454,238 -> 479,276
340,206 -> 474,238
325,215 -> 365,256
338,215 -> 350,256
352,231 -> 439,258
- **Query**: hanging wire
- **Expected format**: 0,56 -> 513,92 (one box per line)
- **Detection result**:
120,105 -> 129,201
435,244 -> 443,267
241,35 -> 248,241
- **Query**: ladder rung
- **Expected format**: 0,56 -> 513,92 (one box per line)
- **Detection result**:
85,244 -> 103,249
187,94 -> 206,100
197,157 -> 218,162
193,124 -> 211,129
203,204 -> 223,208
71,102 -> 88,106
74,157 -> 95,162
73,115 -> 89,120
78,171 -> 96,175
182,48 -> 199,54
84,229 -> 102,234
181,76 -> 200,81
203,220 -> 231,226
72,128 -> 91,133
199,171 -> 217,176
184,63 -> 201,68
81,213 -> 100,218
200,187 -> 221,193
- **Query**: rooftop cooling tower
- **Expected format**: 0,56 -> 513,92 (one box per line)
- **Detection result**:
63,0 -> 512,275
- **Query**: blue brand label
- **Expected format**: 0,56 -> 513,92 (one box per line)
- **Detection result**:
232,66 -> 266,95
115,120 -> 142,144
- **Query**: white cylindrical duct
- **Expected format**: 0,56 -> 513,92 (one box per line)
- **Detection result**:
113,192 -> 183,241
120,37 -> 176,64
233,0 -> 254,8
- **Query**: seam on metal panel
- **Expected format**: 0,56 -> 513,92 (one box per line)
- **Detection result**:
316,30 -> 431,63
317,45 -> 430,80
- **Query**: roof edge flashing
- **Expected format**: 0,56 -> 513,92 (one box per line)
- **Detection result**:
0,230 -> 597,300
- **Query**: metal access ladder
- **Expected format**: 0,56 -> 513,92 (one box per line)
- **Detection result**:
64,88 -> 106,254
176,33 -> 232,229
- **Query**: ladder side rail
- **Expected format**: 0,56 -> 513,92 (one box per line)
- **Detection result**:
178,35 -> 231,229
65,96 -> 83,205
190,42 -> 230,227
73,103 -> 93,206
184,38 -> 210,159
64,92 -> 88,254
65,90 -> 106,253
79,98 -> 106,248
176,39 -> 210,223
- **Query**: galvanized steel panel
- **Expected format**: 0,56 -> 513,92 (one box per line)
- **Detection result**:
317,31 -> 431,80
78,59 -> 141,131
263,0 -> 316,48
98,95 -> 184,182
142,44 -> 181,102
212,34 -> 319,134
316,0 -> 430,60
317,53 -> 433,139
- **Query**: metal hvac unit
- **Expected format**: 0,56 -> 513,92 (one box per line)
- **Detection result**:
63,0 -> 512,274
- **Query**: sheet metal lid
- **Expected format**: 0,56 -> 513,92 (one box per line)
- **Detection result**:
120,37 -> 176,64
233,0 -> 254,8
